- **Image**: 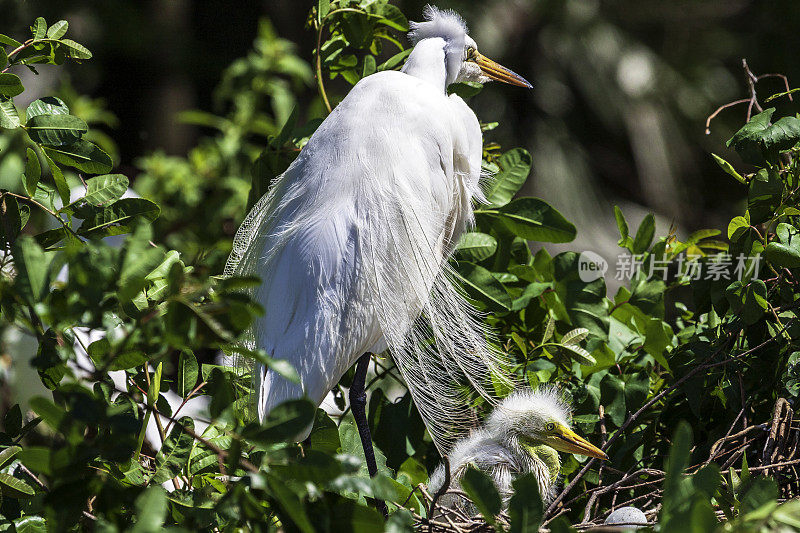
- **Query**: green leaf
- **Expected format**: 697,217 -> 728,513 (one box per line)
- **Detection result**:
543,316 -> 555,343
0,97 -> 20,129
26,96 -> 69,120
26,114 -> 87,145
88,339 -> 150,371
29,396 -> 68,434
330,500 -> 385,533
727,215 -> 750,242
149,418 -> 194,485
77,198 -> 160,236
456,232 -> 498,262
24,148 -> 41,196
265,473 -> 315,533
31,331 -> 65,390
0,46 -> 7,70
561,327 -> 589,345
17,447 -> 51,477
454,261 -> 512,310
13,516 -> 46,533
243,399 -> 316,446
662,421 -> 692,520
765,223 -> 800,268
730,280 -> 767,325
614,205 -> 632,248
318,0 -> 331,21
740,477 -> 778,515
148,362 -> 162,405
511,281 -> 550,311
509,473 -> 543,533
11,236 -> 52,305
484,197 -> 576,243
362,54 -> 376,77
0,194 -> 22,246
44,139 -> 112,174
448,82 -> 483,99
0,35 -> 22,48
46,20 -> 69,40
4,405 -> 22,438
727,108 -> 800,164
58,38 -> 92,59
32,18 -> 46,40
0,472 -> 35,498
0,446 -> 21,469
560,343 -> 596,366
0,73 -> 24,97
712,153 -> 746,184
40,152 -> 70,206
80,174 -> 129,206
461,465 -> 502,526
748,167 -> 783,224
131,487 -> 167,533
367,4 -> 410,31
600,372 -> 649,426
485,148 -> 532,206
232,346 -> 300,384
377,49 -> 412,71
177,350 -> 199,397
338,413 -> 389,477
728,108 -> 775,165
632,214 -> 655,254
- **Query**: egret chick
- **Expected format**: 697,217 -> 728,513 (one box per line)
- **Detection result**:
428,387 -> 607,515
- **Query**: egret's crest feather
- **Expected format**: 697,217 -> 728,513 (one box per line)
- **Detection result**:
489,386 -> 572,431
408,5 -> 467,46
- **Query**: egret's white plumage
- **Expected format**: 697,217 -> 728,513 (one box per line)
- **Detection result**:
428,387 -> 606,515
225,6 -> 529,453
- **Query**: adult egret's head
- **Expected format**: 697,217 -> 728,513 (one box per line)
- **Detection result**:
408,5 -> 532,89
487,388 -> 608,461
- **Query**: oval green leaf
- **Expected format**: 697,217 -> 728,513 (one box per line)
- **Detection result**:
27,114 -> 87,145
456,232 -> 498,262
0,97 -> 20,129
454,261 -> 512,310
0,472 -> 35,498
481,197 -> 576,243
26,96 -> 69,120
485,148 -> 532,207
46,20 -> 69,40
44,139 -> 112,174
0,73 -> 24,98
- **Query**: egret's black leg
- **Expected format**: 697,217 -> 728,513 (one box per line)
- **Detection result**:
350,352 -> 388,518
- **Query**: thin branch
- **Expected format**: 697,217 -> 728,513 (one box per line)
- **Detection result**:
705,99 -> 749,135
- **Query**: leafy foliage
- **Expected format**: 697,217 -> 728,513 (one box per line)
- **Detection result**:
0,3 -> 798,532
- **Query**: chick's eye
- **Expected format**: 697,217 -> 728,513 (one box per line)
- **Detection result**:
466,47 -> 476,59
545,422 -> 556,432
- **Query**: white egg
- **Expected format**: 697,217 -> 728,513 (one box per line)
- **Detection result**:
603,506 -> 648,530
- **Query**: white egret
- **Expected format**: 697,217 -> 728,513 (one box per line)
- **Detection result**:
428,388 -> 607,515
224,4 -> 531,506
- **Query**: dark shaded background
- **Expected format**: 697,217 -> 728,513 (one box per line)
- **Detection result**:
3,0 -> 800,257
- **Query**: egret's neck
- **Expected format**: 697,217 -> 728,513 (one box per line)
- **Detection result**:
520,442 -> 561,487
402,38 -> 450,92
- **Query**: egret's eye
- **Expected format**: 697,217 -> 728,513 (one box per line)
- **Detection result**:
545,422 -> 556,432
465,47 -> 476,60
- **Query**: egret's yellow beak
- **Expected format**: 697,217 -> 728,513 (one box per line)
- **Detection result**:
473,52 -> 532,88
546,426 -> 608,460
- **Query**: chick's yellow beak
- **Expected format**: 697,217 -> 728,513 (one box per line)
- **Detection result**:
473,52 -> 532,88
546,426 -> 608,460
